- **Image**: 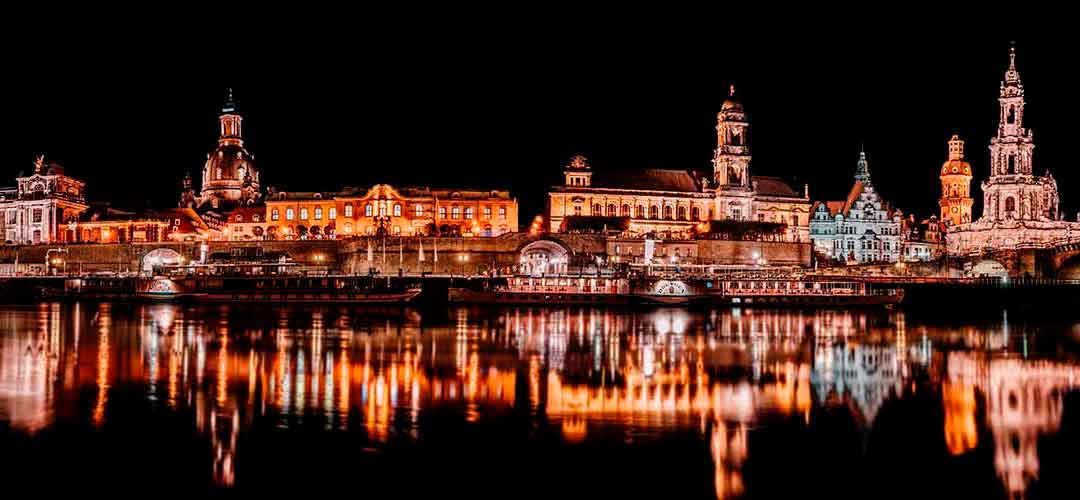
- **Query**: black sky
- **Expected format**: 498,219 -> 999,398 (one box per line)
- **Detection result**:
4,26 -> 1076,225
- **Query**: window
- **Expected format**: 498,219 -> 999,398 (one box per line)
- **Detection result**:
1008,155 -> 1016,174
439,207 -> 447,219
235,215 -> 243,222
32,208 -> 42,223
607,204 -> 616,216
677,206 -> 686,220
650,206 -> 659,219
483,206 -> 492,219
329,207 -> 336,220
253,215 -> 261,222
286,208 -> 295,221
663,206 -> 672,220
300,208 -> 309,220
314,208 -> 322,220
592,203 -> 602,215
1005,196 -> 1016,213
452,207 -> 461,219
393,204 -> 401,217
465,207 -> 473,219
574,205 -> 582,216
345,204 -> 354,217
415,204 -> 424,217
622,204 -> 630,217
498,207 -> 506,219
378,204 -> 386,217
636,206 -> 644,219
6,211 -> 15,224
691,207 -> 700,220
365,203 -> 373,217
393,226 -> 401,235
758,214 -> 765,222
271,209 -> 280,221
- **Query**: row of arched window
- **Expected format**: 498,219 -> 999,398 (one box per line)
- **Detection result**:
591,202 -> 701,221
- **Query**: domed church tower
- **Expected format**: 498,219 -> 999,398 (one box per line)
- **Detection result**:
939,135 -> 973,226
199,89 -> 260,209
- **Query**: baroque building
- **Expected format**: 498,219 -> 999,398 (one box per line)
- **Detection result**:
947,46 -> 1080,255
0,156 -> 87,244
182,89 -> 262,212
939,135 -> 974,226
810,150 -> 904,263
264,184 -> 518,240
547,87 -> 811,241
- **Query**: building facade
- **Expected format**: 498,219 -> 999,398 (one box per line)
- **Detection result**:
939,135 -> 974,226
184,90 -> 262,211
547,88 -> 811,241
810,150 -> 904,263
901,215 -> 946,262
0,156 -> 88,244
263,184 -> 519,240
947,46 -> 1080,255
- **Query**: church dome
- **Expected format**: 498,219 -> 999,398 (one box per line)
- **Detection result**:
941,160 -> 971,176
205,144 -> 256,184
720,98 -> 743,112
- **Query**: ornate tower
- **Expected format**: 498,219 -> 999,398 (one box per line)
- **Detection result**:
199,89 -> 260,209
854,146 -> 871,185
939,135 -> 973,226
563,155 -> 592,187
712,85 -> 754,220
980,44 -> 1058,222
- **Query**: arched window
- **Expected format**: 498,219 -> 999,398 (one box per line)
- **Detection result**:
328,207 -> 336,220
344,204 -> 354,217
314,207 -> 322,220
415,204 -> 424,217
636,205 -> 645,219
1008,155 -> 1016,174
607,204 -> 616,216
1007,106 -> 1016,124
650,205 -> 659,219
364,203 -> 373,217
592,203 -> 602,215
676,206 -> 686,220
1005,196 -> 1016,213
465,207 -> 474,219
393,204 -> 401,217
691,207 -> 700,221
663,206 -> 673,220
622,204 -> 631,217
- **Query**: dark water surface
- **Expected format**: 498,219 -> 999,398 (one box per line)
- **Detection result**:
3,302 -> 1080,498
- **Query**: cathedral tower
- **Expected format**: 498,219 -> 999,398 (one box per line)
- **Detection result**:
939,135 -> 973,226
712,85 -> 754,220
980,44 -> 1059,222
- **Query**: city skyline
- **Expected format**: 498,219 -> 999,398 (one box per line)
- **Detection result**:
7,37 -> 1079,221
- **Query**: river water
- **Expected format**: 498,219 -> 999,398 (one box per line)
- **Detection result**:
2,302 -> 1080,498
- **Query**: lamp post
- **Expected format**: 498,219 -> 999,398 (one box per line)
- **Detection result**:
45,248 -> 68,276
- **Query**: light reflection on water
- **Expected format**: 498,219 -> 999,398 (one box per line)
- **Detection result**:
1,303 -> 1080,498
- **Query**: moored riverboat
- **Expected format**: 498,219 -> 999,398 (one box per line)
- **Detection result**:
699,274 -> 904,307
449,275 -> 635,305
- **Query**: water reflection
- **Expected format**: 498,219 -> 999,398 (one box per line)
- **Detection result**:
1,303 -> 1080,497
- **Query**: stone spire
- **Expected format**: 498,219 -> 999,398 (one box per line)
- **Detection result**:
854,146 -> 871,184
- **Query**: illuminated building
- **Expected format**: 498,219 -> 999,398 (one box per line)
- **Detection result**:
900,214 -> 946,262
0,156 -> 88,244
264,184 -> 518,239
547,87 -> 811,241
939,135 -> 974,226
810,149 -> 904,263
182,89 -> 262,212
947,45 -> 1080,255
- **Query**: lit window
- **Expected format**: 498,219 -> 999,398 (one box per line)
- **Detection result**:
32,209 -> 43,223
439,207 -> 447,219
328,207 -> 336,220
379,204 -> 386,217
365,204 -> 373,217
286,208 -> 295,220
253,215 -> 261,222
315,207 -> 323,220
452,207 -> 461,219
345,204 -> 354,217
300,208 -> 309,220
465,207 -> 473,219
499,207 -> 506,219
415,204 -> 424,217
271,209 -> 279,221
393,226 -> 401,235
393,204 -> 401,217
483,206 -> 492,219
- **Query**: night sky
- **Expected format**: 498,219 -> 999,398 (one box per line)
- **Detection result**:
5,29 -> 1074,225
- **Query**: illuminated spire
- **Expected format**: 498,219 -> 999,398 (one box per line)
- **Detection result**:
855,144 -> 871,184
222,88 -> 237,114
1003,42 -> 1022,89
729,84 -> 735,97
